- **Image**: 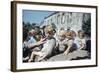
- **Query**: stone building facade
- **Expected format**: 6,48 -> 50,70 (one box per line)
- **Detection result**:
40,12 -> 91,33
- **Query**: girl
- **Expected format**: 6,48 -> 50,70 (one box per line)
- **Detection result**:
63,31 -> 75,55
56,30 -> 76,55
56,30 -> 68,54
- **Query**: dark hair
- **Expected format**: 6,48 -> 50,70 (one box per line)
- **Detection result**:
78,30 -> 85,37
23,27 -> 28,42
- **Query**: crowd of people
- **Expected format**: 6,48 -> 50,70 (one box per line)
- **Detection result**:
23,24 -> 91,62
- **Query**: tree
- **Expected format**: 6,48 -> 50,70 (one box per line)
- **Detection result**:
82,14 -> 91,37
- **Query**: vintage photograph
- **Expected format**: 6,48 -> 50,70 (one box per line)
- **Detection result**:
22,10 -> 91,62
11,1 -> 97,71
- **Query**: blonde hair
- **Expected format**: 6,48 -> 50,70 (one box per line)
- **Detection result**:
59,30 -> 66,37
44,25 -> 54,35
66,31 -> 74,39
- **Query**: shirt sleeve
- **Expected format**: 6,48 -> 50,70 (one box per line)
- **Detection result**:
28,37 -> 36,44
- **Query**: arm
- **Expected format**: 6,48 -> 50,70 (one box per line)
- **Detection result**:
63,40 -> 73,55
79,39 -> 86,50
28,38 -> 46,49
79,43 -> 86,50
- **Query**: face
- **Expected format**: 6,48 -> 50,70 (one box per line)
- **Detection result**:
45,32 -> 52,38
31,29 -> 36,36
45,32 -> 49,37
58,34 -> 65,41
79,32 -> 84,38
58,30 -> 66,41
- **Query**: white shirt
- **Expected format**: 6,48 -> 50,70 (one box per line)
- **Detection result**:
41,37 -> 56,56
74,37 -> 86,49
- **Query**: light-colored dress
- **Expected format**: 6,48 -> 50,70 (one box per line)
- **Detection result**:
57,38 -> 76,53
41,37 -> 56,56
37,37 -> 56,61
57,38 -> 68,53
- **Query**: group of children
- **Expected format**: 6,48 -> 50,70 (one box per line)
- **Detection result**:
23,24 -> 89,62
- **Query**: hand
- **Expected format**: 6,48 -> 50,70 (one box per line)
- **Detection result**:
40,38 -> 46,42
63,51 -> 69,55
28,59 -> 32,62
36,40 -> 45,45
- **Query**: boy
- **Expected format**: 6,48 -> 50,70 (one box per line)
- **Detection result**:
75,30 -> 86,50
28,25 -> 56,62
23,29 -> 37,61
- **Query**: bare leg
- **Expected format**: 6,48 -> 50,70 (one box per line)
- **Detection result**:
28,51 -> 42,62
37,54 -> 46,61
28,51 -> 36,62
23,56 -> 29,61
